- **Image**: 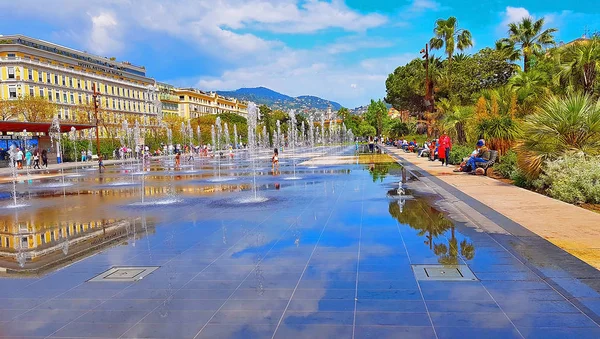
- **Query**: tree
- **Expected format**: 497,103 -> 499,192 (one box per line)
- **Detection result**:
0,99 -> 17,121
429,16 -> 473,72
16,95 -> 56,122
337,107 -> 350,121
442,106 -> 474,144
474,87 -> 521,155
517,93 -> 600,176
557,37 -> 600,95
364,99 -> 388,136
509,70 -> 551,115
495,39 -> 521,63
72,102 -> 96,124
385,59 -> 427,113
501,17 -> 557,72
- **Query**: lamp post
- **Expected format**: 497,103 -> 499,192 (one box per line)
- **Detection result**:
420,43 -> 434,137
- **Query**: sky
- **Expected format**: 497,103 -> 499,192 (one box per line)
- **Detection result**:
1,0 -> 598,108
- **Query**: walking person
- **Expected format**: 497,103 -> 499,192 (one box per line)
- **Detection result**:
271,148 -> 279,173
25,149 -> 32,169
81,150 -> 86,162
33,151 -> 40,169
16,148 -> 24,169
438,133 -> 452,166
41,149 -> 48,168
98,155 -> 106,172
175,152 -> 181,169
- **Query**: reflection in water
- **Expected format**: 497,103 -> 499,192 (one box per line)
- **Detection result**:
388,199 -> 475,264
0,215 -> 156,274
366,162 -> 400,183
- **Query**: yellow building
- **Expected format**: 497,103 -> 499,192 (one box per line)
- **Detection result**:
175,88 -> 248,119
157,82 -> 179,118
0,35 -> 160,137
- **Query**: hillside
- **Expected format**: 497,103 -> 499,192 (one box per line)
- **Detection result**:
216,87 -> 342,112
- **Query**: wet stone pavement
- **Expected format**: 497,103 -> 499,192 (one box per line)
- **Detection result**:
1,148 -> 600,338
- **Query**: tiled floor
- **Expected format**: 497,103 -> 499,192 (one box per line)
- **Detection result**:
1,148 -> 600,338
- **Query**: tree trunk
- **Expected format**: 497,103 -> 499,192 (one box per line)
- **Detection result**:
523,53 -> 529,72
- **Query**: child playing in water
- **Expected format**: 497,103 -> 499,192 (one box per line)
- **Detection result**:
272,148 -> 279,172
98,155 -> 106,171
175,152 -> 181,168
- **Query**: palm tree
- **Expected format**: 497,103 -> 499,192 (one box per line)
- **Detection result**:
495,39 -> 521,63
443,105 -> 474,144
557,37 -> 600,95
502,17 -> 557,72
475,87 -> 522,155
429,16 -> 473,72
517,93 -> 600,176
509,70 -> 551,115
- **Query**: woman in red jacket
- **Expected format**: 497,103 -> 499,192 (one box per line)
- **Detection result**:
438,133 -> 452,166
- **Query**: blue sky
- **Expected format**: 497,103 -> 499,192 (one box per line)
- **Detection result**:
1,0 -> 598,108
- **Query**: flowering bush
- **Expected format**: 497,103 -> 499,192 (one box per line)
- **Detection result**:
538,154 -> 600,204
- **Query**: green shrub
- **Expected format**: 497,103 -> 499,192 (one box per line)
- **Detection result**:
448,145 -> 473,165
538,154 -> 600,204
495,150 -> 517,178
510,169 -> 534,188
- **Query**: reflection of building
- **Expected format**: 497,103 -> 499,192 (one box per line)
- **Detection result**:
174,88 -> 248,119
0,35 -> 159,136
0,217 -> 155,274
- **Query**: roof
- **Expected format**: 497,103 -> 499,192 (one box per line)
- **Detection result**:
0,121 -> 95,133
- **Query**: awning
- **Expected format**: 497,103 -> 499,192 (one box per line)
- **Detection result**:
0,121 -> 95,133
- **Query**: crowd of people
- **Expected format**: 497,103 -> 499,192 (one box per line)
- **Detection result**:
4,146 -> 49,170
391,135 -> 493,175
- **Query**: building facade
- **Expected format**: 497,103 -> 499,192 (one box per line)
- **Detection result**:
0,35 -> 159,137
174,88 -> 248,119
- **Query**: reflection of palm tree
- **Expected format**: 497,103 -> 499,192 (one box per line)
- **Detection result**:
388,201 -> 475,263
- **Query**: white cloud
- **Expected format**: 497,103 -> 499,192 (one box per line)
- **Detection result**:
408,0 -> 441,12
86,11 -> 122,55
498,7 -> 531,34
325,36 -> 395,54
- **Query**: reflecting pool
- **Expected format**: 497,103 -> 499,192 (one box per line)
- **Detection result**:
0,146 -> 598,338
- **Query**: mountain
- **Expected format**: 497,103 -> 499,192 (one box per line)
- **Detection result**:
216,87 -> 342,112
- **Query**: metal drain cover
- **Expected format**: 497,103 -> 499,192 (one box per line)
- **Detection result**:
412,265 -> 477,281
88,266 -> 159,282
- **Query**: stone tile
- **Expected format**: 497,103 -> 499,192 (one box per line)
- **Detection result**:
354,326 -> 436,339
354,312 -> 430,326
121,321 -> 206,339
357,289 -> 421,300
518,327 -> 600,339
435,327 -> 521,339
288,299 -> 355,312
425,300 -> 502,313
210,309 -> 284,325
282,311 -> 354,325
199,324 -> 276,339
509,312 -> 599,328
75,309 -> 149,323
50,322 -> 135,338
274,324 -> 352,339
0,321 -> 68,337
356,300 -> 426,313
430,312 -> 513,328
140,309 -> 214,324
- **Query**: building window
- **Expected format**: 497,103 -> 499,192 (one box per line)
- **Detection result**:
78,93 -> 82,104
85,81 -> 88,90
112,99 -> 115,109
86,94 -> 89,104
70,93 -> 74,104
104,84 -> 108,93
62,76 -> 65,86
63,93 -> 67,103
56,92 -> 60,102
54,74 -> 58,84
7,53 -> 16,60
28,69 -> 33,80
29,87 -> 34,97
47,72 -> 51,83
8,67 -> 15,79
58,108 -> 62,119
9,86 -> 17,99
38,71 -> 42,82
64,108 -> 69,120
48,90 -> 53,102
39,88 -> 44,97
69,78 -> 73,87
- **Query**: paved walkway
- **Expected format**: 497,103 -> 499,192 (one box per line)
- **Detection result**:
386,146 -> 600,270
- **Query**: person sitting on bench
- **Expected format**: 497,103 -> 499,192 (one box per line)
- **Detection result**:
466,140 -> 489,173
